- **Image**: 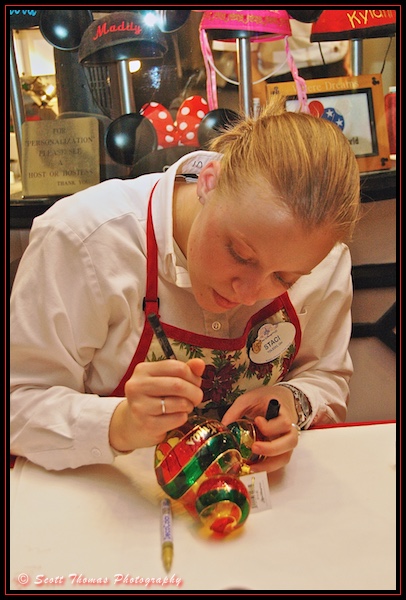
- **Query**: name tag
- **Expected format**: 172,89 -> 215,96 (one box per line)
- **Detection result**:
249,321 -> 295,364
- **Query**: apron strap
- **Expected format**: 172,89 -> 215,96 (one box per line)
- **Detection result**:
110,181 -> 160,397
143,180 -> 160,317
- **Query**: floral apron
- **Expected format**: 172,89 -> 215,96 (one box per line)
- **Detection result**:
112,182 -> 302,420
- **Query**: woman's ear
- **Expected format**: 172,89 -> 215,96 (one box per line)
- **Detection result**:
196,161 -> 221,203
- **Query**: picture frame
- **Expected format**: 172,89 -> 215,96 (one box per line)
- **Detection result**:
266,74 -> 392,173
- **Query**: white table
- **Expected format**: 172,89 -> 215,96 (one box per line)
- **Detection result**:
9,423 -> 397,592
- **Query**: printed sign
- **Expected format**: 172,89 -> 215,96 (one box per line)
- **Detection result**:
22,117 -> 100,197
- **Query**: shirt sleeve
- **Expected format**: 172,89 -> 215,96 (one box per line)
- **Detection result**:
280,243 -> 354,427
10,216 -> 123,470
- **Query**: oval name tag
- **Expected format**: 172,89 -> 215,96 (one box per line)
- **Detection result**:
248,321 -> 296,364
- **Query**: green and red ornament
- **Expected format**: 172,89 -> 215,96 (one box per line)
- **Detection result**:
154,415 -> 244,520
195,473 -> 251,534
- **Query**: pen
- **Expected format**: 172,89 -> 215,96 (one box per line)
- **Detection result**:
161,498 -> 174,572
147,313 -> 177,360
265,399 -> 280,420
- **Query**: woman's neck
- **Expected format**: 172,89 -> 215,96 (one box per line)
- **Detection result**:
172,181 -> 200,258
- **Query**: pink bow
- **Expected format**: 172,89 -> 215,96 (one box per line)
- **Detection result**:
140,95 -> 209,149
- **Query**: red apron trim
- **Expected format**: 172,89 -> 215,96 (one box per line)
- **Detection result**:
110,322 -> 153,397
110,182 -> 159,397
144,180 -> 160,314
159,292 -> 301,354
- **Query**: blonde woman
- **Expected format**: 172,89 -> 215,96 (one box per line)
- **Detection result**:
10,95 -> 360,472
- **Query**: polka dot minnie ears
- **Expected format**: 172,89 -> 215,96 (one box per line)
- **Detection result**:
140,95 -> 209,149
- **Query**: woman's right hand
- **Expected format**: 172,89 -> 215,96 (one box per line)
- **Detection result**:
109,358 -> 205,453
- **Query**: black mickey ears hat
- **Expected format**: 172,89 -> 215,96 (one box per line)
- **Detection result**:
78,11 -> 168,64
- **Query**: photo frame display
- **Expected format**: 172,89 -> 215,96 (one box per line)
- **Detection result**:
266,74 -> 392,173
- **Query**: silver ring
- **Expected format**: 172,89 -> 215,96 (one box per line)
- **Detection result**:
291,423 -> 301,436
161,398 -> 166,415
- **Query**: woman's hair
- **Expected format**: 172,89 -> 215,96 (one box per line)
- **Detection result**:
208,94 -> 361,242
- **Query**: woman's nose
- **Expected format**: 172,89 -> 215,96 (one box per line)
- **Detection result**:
231,276 -> 276,306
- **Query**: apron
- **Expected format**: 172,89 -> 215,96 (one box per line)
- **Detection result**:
111,181 -> 302,420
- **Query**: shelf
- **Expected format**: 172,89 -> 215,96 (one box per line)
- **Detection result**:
9,194 -> 62,229
9,167 -> 396,229
359,167 -> 397,203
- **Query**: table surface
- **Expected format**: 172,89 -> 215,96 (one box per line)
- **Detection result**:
9,423 -> 398,593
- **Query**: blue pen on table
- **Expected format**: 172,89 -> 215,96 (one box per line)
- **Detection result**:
147,313 -> 177,360
161,498 -> 174,572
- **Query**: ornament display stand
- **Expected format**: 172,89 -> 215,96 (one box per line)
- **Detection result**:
235,34 -> 253,116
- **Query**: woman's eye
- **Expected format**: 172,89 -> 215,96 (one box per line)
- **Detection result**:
228,243 -> 295,289
228,244 -> 250,265
273,273 -> 292,289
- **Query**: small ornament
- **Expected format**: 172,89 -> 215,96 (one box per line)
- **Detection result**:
195,473 -> 251,535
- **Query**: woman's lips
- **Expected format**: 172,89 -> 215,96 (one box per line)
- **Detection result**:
213,289 -> 239,310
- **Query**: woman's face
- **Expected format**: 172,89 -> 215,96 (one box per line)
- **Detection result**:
187,178 -> 336,314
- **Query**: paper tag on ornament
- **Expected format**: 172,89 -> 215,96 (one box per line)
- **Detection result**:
239,471 -> 272,513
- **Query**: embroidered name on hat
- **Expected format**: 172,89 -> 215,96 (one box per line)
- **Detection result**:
92,21 -> 142,41
346,9 -> 395,29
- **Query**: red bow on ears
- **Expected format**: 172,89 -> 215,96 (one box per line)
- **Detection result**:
140,95 -> 208,149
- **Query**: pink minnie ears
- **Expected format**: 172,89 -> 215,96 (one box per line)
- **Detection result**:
140,95 -> 209,149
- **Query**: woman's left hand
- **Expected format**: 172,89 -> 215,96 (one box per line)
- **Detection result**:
221,385 -> 301,473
